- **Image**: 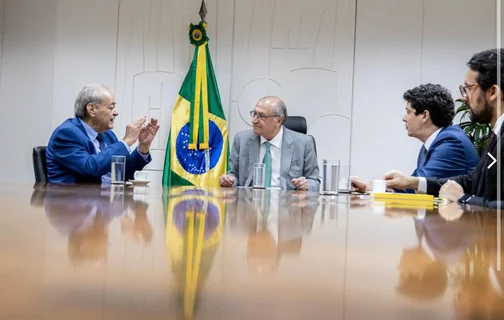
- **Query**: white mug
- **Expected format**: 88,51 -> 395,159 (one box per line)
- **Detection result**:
372,179 -> 387,193
134,170 -> 147,181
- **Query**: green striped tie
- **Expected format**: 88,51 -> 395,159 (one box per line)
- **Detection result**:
263,142 -> 272,188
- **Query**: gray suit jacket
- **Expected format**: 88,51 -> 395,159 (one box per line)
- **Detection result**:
227,128 -> 320,192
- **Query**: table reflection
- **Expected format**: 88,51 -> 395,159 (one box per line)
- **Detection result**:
32,184 -> 153,267
21,184 -> 504,320
165,187 -> 225,319
225,189 -> 319,274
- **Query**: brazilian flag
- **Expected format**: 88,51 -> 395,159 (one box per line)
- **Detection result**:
162,21 -> 228,187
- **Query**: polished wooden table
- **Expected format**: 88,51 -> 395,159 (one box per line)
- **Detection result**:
1,183 -> 503,319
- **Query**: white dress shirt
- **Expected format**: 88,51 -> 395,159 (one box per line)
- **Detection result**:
418,113 -> 504,193
423,128 -> 442,152
258,126 -> 283,188
493,112 -> 504,136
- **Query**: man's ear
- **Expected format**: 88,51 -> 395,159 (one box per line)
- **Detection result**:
86,103 -> 96,117
422,110 -> 430,122
487,84 -> 501,102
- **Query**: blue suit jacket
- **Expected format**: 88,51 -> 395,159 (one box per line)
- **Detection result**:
46,117 -> 151,183
397,125 -> 478,193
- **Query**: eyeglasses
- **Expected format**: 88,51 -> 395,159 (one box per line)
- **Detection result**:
249,111 -> 281,119
459,83 -> 479,98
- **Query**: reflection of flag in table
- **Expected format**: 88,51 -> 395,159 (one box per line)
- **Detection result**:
162,21 -> 228,187
165,187 -> 224,319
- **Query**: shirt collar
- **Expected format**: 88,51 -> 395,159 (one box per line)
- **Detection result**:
260,126 -> 284,148
78,118 -> 99,141
493,113 -> 504,135
424,127 -> 442,151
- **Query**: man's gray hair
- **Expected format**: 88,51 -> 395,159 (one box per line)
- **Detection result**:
272,99 -> 288,124
74,84 -> 111,119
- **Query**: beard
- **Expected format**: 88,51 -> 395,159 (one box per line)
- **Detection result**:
468,93 -> 493,124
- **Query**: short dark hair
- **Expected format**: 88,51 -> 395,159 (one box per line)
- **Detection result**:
467,48 -> 504,92
403,83 -> 455,128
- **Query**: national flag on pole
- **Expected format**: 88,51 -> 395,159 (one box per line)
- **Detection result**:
162,21 -> 228,187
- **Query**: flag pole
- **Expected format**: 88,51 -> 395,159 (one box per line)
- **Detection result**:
199,0 -> 207,22
198,0 -> 211,170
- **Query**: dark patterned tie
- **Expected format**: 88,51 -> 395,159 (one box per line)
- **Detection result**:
418,146 -> 428,167
96,134 -> 107,152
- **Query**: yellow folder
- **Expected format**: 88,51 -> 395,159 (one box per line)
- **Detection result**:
372,192 -> 434,202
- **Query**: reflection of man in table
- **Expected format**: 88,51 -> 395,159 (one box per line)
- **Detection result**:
121,200 -> 153,245
396,213 -> 478,301
454,212 -> 504,319
228,189 -> 319,274
39,185 -> 151,265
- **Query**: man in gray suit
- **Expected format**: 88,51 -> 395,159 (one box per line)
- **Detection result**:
220,96 -> 320,191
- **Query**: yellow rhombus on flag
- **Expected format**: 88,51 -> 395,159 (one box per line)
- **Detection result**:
162,21 -> 229,187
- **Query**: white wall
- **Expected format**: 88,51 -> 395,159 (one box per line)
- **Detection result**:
351,0 -> 500,180
0,0 -> 57,183
0,0 -> 501,184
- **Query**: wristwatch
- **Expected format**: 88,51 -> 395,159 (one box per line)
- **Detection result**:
458,193 -> 474,204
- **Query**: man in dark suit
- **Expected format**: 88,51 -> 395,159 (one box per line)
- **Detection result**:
386,49 -> 504,208
46,84 -> 160,183
351,84 -> 478,192
402,84 -> 478,179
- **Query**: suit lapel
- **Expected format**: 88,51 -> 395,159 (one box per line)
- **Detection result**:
475,129 -> 500,195
245,135 -> 260,187
280,129 -> 294,178
72,117 -> 88,136
72,117 -> 98,154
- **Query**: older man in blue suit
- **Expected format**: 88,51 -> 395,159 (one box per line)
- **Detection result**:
352,84 -> 478,192
46,84 -> 160,183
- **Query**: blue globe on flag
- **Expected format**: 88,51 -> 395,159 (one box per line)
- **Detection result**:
175,120 -> 224,175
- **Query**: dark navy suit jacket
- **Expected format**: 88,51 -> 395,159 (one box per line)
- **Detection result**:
398,125 -> 478,193
412,125 -> 478,178
46,117 -> 151,183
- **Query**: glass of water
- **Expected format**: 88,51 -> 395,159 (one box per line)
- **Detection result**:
321,159 -> 340,195
338,164 -> 351,192
253,163 -> 266,189
111,155 -> 126,184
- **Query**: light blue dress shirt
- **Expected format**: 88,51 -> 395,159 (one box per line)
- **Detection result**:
78,119 -> 149,184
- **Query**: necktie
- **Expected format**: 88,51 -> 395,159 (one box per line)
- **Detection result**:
418,145 -> 428,167
263,142 -> 272,188
96,134 -> 107,152
487,132 -> 497,152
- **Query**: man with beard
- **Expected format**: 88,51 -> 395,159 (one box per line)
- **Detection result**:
385,49 -> 504,209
